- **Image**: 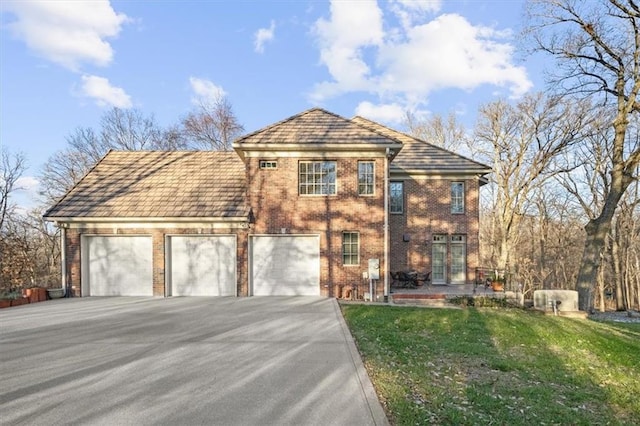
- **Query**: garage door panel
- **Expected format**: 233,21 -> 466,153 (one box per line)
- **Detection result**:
251,236 -> 320,296
170,236 -> 236,296
85,236 -> 153,296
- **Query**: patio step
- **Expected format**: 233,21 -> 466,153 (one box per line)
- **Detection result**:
391,293 -> 451,307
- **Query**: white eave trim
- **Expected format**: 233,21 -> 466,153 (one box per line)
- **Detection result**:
234,142 -> 403,152
44,216 -> 249,224
390,168 -> 492,176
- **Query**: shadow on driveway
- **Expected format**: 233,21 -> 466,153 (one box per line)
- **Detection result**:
0,297 -> 387,426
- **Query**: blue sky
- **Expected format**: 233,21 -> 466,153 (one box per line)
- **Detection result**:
1,0 -> 545,207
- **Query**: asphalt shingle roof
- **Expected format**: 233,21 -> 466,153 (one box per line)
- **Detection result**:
44,151 -> 249,219
351,116 -> 491,174
233,108 -> 404,146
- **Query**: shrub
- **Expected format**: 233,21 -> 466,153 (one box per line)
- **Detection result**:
448,296 -> 510,308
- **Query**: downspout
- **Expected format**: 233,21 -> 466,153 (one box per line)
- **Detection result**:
384,148 -> 390,301
60,226 -> 68,297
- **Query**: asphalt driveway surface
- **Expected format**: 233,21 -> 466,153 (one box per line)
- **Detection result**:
0,297 -> 388,426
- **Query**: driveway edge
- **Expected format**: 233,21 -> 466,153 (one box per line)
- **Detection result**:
331,299 -> 390,426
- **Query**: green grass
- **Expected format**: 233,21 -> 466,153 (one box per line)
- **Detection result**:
341,304 -> 640,425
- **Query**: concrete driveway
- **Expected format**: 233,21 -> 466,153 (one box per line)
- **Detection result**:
0,297 -> 388,426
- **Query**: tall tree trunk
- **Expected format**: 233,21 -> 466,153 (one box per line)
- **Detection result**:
598,258 -> 605,312
539,213 -> 549,289
577,158 -> 630,311
577,219 -> 611,312
499,236 -> 510,273
635,253 -> 640,310
612,234 -> 625,311
635,252 -> 640,310
623,249 -> 631,311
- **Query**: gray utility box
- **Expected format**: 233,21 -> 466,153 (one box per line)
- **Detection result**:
368,259 -> 380,280
533,290 -> 579,312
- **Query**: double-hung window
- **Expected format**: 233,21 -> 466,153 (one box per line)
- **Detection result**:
299,161 -> 336,195
358,161 -> 374,195
451,182 -> 465,214
390,181 -> 404,213
342,232 -> 359,266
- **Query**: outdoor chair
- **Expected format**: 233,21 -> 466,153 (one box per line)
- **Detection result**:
415,271 -> 431,286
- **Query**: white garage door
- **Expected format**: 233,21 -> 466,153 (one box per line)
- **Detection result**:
251,235 -> 320,296
168,235 -> 236,296
83,236 -> 153,296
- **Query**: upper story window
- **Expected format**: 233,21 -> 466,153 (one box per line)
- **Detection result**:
390,181 -> 404,214
259,160 -> 277,169
358,161 -> 375,195
451,181 -> 465,214
299,161 -> 336,195
342,232 -> 359,266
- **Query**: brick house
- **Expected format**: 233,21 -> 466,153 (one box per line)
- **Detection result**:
44,108 -> 490,299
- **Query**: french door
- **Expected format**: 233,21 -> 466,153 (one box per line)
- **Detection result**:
451,235 -> 466,284
432,235 -> 447,284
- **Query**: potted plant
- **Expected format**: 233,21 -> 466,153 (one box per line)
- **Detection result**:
490,273 -> 505,292
47,288 -> 65,299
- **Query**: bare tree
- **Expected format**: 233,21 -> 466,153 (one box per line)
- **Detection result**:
1,148 -> 26,233
39,108 -> 189,204
181,94 -> 244,151
610,181 -> 640,310
527,0 -> 640,311
404,111 -> 467,152
473,93 -> 589,271
499,183 -> 585,297
1,207 -> 60,290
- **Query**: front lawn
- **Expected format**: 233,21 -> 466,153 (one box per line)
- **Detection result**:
341,305 -> 640,425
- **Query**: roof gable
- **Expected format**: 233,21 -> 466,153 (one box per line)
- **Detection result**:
351,116 -> 491,175
44,151 -> 248,220
233,108 -> 403,148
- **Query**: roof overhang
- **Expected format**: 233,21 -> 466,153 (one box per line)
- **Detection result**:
233,142 -> 403,160
390,166 -> 492,176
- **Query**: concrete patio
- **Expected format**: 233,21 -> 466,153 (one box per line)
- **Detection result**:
389,283 -> 516,305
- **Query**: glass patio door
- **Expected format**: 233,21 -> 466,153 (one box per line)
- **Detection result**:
432,235 -> 446,284
451,235 -> 466,284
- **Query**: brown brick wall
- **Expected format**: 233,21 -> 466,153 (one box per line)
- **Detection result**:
62,164 -> 482,297
247,156 -> 386,298
64,226 -> 248,297
389,177 -> 481,284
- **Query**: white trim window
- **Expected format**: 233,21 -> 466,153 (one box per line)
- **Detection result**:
390,181 -> 403,214
358,161 -> 375,195
259,160 -> 277,169
299,161 -> 336,195
451,182 -> 465,214
342,232 -> 359,266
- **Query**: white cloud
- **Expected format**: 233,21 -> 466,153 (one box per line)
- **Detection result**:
4,0 -> 129,71
378,14 -> 531,98
389,0 -> 442,28
393,0 -> 441,12
311,2 -> 532,109
311,0 -> 384,99
355,102 -> 406,124
254,20 -> 276,53
189,77 -> 226,105
80,75 -> 132,108
15,176 -> 39,193
11,176 -> 40,211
